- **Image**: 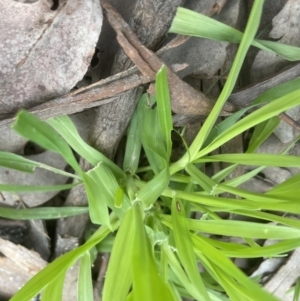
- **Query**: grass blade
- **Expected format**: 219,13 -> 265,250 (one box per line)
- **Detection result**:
0,206 -> 89,220
138,94 -> 167,173
83,171 -> 111,228
10,223 -> 115,301
171,198 -> 210,300
156,65 -> 173,159
171,0 -> 264,173
0,151 -> 39,172
197,153 -> 300,168
253,77 -> 300,105
169,7 -> 300,61
123,108 -> 141,174
197,88 -> 300,157
86,162 -> 130,218
246,117 -> 280,153
131,202 -> 175,301
170,217 -> 300,239
185,163 -> 217,194
42,269 -> 67,301
162,243 -> 208,301
12,111 -> 82,175
48,116 -> 124,179
136,167 -> 170,208
78,252 -> 93,301
192,234 -> 280,301
0,182 -> 79,193
103,207 -> 134,301
203,104 -> 260,148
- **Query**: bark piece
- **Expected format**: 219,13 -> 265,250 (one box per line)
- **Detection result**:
0,0 -> 103,117
229,63 -> 300,107
0,218 -> 28,245
264,248 -> 300,301
23,220 -> 50,261
101,0 -> 236,116
0,238 -> 47,297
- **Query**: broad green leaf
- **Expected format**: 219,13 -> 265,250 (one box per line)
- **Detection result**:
10,223 -> 116,301
42,268 -> 67,301
0,151 -> 39,172
169,7 -> 300,61
12,111 -> 82,175
48,116 -> 124,179
123,108 -> 141,174
83,172 -> 111,228
103,207 -> 134,301
0,206 -> 89,220
78,252 -> 93,301
0,182 -> 79,193
131,202 -> 175,301
171,0 -> 264,173
156,65 -> 173,159
171,198 -> 210,300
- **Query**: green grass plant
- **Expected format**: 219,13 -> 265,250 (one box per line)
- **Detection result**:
2,0 -> 300,300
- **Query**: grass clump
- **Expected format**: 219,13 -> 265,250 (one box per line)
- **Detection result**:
2,0 -> 300,300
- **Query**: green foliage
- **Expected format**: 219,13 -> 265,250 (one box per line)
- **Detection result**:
3,1 -> 300,300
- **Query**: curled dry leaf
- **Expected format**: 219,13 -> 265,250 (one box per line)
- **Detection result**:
0,0 -> 103,118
